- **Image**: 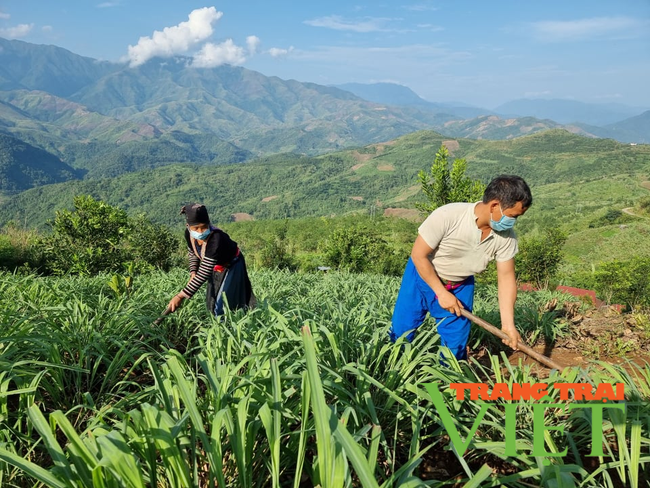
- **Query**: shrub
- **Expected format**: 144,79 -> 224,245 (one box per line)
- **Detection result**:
592,257 -> 650,310
516,228 -> 567,289
44,195 -> 178,275
324,228 -> 405,275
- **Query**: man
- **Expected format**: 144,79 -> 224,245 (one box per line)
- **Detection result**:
389,175 -> 532,359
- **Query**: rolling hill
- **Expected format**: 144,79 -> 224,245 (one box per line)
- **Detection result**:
3,130 -> 649,229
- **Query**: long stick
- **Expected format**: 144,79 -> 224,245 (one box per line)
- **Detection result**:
461,309 -> 565,371
153,306 -> 172,326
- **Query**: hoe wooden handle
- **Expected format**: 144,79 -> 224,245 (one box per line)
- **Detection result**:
153,307 -> 172,326
461,309 -> 565,371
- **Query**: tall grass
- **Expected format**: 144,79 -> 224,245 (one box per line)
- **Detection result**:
0,269 -> 648,486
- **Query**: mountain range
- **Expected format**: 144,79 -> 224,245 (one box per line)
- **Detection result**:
0,36 -> 648,201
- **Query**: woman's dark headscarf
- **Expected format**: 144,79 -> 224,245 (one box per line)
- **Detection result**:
180,203 -> 210,226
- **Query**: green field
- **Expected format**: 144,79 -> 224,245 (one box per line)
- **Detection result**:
1,270 -> 649,487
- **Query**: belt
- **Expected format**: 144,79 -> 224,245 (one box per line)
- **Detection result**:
440,277 -> 467,291
213,248 -> 241,273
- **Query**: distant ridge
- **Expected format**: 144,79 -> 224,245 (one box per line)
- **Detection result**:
494,98 -> 647,127
334,82 -> 493,119
0,133 -> 80,192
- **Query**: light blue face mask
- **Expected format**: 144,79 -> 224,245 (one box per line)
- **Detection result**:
490,205 -> 517,232
190,228 -> 211,240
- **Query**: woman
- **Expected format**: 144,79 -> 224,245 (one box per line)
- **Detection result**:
167,203 -> 255,317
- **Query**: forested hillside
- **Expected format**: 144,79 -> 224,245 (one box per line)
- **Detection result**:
0,133 -> 80,191
2,129 -> 648,229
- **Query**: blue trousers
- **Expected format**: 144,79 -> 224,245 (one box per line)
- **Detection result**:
389,258 -> 475,360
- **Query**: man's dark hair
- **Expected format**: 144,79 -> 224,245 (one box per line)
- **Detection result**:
482,175 -> 532,209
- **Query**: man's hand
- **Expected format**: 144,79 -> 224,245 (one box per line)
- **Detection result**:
437,290 -> 464,316
167,294 -> 185,312
501,326 -> 522,350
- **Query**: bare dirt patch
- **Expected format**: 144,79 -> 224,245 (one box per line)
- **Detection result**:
442,140 -> 459,153
370,139 -> 397,155
349,196 -> 364,202
384,208 -> 422,222
230,213 -> 255,222
261,195 -> 279,202
484,301 -> 650,376
377,164 -> 395,172
641,181 -> 650,191
351,151 -> 374,163
351,163 -> 366,171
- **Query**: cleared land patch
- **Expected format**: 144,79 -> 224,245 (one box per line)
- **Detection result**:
393,185 -> 421,203
351,151 -> 374,163
384,207 -> 422,221
230,212 -> 254,222
442,140 -> 459,153
262,195 -> 279,202
377,164 -> 395,172
349,196 -> 364,201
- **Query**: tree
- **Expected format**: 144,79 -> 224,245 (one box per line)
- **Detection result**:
416,144 -> 486,212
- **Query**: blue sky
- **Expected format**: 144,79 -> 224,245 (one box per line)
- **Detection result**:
0,0 -> 648,108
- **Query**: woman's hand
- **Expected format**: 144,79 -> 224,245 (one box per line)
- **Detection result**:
168,294 -> 185,312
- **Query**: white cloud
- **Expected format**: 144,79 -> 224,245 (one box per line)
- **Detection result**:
42,25 -> 53,33
97,1 -> 120,7
268,46 -> 294,58
403,4 -> 438,12
0,11 -> 10,20
304,15 -> 395,33
289,44 -> 472,78
0,23 -> 34,38
416,23 -> 444,32
246,35 -> 261,54
529,16 -> 649,42
192,39 -> 246,67
127,7 -> 223,67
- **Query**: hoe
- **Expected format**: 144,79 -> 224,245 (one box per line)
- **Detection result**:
461,309 -> 565,371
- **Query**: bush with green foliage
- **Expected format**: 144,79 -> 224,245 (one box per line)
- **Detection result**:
516,228 -> 567,289
416,144 -> 485,212
257,221 -> 297,270
44,195 -> 179,275
324,228 -> 406,275
592,257 -> 650,310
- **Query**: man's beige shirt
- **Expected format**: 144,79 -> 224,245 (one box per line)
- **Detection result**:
418,202 -> 518,282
